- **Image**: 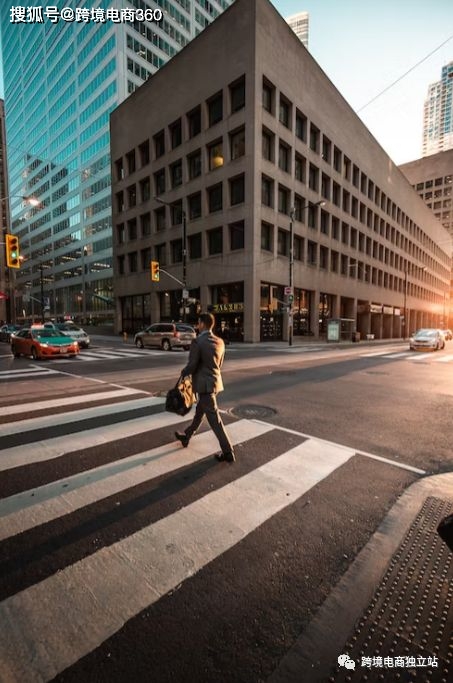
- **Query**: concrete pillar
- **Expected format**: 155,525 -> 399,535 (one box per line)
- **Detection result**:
310,289 -> 319,338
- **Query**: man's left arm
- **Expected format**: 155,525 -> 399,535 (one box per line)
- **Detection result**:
182,338 -> 200,377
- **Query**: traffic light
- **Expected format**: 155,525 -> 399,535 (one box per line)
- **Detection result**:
5,234 -> 20,268
151,260 -> 160,282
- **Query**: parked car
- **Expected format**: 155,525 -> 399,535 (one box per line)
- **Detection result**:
54,322 -> 90,348
134,323 -> 196,351
441,329 -> 452,341
0,324 -> 22,343
409,328 -> 445,351
11,327 -> 79,360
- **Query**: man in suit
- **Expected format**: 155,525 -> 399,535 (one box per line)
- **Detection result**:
175,312 -> 235,463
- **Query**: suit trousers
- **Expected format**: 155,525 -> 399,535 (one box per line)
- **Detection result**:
185,392 -> 233,455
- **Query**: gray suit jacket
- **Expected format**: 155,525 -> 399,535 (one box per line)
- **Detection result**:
182,330 -> 225,394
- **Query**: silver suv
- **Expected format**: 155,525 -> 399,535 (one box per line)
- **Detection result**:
134,323 -> 196,351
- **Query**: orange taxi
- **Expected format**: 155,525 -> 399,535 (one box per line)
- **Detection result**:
11,327 -> 79,360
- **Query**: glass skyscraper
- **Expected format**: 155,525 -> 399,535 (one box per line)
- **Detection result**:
1,0 -> 233,324
422,60 -> 453,158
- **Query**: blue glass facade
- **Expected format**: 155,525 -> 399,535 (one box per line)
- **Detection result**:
1,0 -> 234,323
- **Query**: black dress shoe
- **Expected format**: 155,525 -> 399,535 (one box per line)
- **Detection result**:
175,431 -> 189,448
215,451 -> 236,463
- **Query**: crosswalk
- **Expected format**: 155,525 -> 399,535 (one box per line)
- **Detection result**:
0,385 -> 423,682
360,349 -> 453,363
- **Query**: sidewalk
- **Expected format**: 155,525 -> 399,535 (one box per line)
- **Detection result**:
269,473 -> 453,681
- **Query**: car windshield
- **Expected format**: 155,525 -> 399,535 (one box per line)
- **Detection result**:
415,329 -> 436,338
176,325 -> 195,332
32,330 -> 62,339
58,324 -> 81,331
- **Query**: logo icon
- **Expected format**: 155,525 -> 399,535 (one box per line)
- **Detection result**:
338,654 -> 356,670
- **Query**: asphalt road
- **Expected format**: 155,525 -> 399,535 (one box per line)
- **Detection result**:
0,339 -> 452,681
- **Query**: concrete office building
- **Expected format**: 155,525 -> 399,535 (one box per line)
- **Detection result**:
0,0 -> 234,325
422,60 -> 453,157
286,11 -> 309,48
111,0 -> 451,342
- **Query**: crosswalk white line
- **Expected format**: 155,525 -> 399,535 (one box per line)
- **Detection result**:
410,353 -> 433,361
0,433 -> 352,681
0,368 -> 60,379
384,352 -> 413,358
0,404 -> 180,473
0,396 -> 162,437
435,353 -> 453,363
2,386 -> 147,417
360,350 -> 392,357
0,419 -> 274,540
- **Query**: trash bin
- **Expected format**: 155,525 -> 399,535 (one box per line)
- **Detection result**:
352,331 -> 360,342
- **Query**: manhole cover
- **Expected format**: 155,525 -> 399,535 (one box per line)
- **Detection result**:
231,404 -> 277,419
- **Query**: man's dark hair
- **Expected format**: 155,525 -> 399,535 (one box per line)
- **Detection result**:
199,313 -> 215,330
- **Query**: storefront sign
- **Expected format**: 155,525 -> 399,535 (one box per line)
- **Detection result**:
212,302 -> 244,313
383,306 -> 393,315
327,319 -> 340,342
370,304 -> 383,314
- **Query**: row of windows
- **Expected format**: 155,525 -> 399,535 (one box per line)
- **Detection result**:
260,176 -> 449,280
415,175 -> 452,191
261,76 -> 450,268
117,220 -> 245,275
115,76 -> 245,179
116,174 -> 245,235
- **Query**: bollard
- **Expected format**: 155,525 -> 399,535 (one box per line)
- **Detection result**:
123,331 -> 128,343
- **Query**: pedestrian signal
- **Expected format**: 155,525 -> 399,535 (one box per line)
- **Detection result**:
151,260 -> 160,282
5,234 -> 20,268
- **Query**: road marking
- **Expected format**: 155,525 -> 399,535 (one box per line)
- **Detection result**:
1,387 -> 147,417
0,396 -> 163,437
250,420 -> 426,475
436,354 -> 453,363
0,419 -> 274,538
0,431 -> 352,681
384,352 -> 413,358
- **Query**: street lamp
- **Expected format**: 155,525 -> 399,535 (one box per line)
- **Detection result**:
289,199 -> 325,346
154,196 -> 187,321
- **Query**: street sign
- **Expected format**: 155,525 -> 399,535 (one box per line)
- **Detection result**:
284,286 -> 293,295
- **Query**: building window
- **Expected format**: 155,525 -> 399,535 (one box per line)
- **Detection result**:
117,223 -> 125,244
118,254 -> 125,274
188,192 -> 202,220
230,174 -> 245,205
140,177 -> 150,202
308,164 -> 319,191
126,150 -> 136,174
169,119 -> 182,149
171,201 -> 183,226
189,233 -> 202,259
115,158 -> 124,181
262,78 -> 274,113
170,159 -> 183,188
230,127 -> 245,159
295,110 -> 307,141
141,247 -> 151,271
154,130 -> 165,158
187,105 -> 201,138
208,183 -> 223,212
116,191 -> 124,213
127,185 -> 136,208
171,239 -> 183,263
208,139 -> 224,170
322,136 -> 331,164
261,222 -> 273,251
307,240 -> 317,265
229,220 -> 244,250
140,213 -> 151,236
309,124 -> 320,153
294,194 -> 305,222
320,210 -> 329,235
208,227 -> 223,255
155,207 -> 166,232
294,236 -> 303,261
139,140 -> 150,166
279,95 -> 291,128
262,128 -> 274,162
128,251 -> 138,273
156,243 -> 166,266
295,153 -> 305,182
188,149 -> 202,179
320,245 -> 328,269
278,186 -> 289,215
279,142 -> 290,173
128,218 -> 137,241
230,76 -> 245,113
277,228 -> 289,256
262,175 -> 274,207
208,91 -> 223,126
154,169 -> 165,195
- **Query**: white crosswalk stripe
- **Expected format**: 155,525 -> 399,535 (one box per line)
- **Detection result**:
0,388 -> 406,682
360,349 -> 453,363
0,367 -> 60,381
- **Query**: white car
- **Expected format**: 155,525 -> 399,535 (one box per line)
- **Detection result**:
409,328 -> 445,351
44,322 -> 91,348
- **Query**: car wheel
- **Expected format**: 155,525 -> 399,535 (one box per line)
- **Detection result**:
183,346 -> 190,351
162,339 -> 172,351
12,347 -> 21,358
31,347 -> 40,360
135,338 -> 144,349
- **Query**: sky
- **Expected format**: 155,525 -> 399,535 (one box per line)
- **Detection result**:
272,0 -> 453,164
0,1 -> 452,165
